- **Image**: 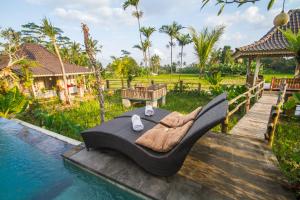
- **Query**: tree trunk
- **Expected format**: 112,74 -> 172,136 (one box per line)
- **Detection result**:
53,41 -> 71,104
180,45 -> 184,69
82,24 -> 105,124
170,37 -> 173,74
135,6 -> 147,68
148,47 -> 151,73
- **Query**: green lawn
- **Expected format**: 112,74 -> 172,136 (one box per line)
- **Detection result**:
106,73 -> 294,90
273,116 -> 300,196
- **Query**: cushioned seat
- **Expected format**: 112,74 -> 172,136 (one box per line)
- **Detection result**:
81,94 -> 228,177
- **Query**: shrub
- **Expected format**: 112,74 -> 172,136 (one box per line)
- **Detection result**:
0,87 -> 29,118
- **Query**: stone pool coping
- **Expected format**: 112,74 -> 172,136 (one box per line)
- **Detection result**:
13,119 -> 82,146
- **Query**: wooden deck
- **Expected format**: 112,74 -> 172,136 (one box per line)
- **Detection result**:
230,92 -> 278,139
63,92 -> 295,200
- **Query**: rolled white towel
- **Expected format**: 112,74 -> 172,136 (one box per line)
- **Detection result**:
145,105 -> 154,116
132,115 -> 144,131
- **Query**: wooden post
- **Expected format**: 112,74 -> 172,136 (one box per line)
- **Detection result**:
269,105 -> 280,147
179,80 -> 183,92
221,114 -> 229,134
246,58 -> 252,85
253,57 -> 260,86
197,83 -> 201,92
270,77 -> 274,91
106,80 -> 110,90
245,92 -> 250,113
151,80 -> 154,85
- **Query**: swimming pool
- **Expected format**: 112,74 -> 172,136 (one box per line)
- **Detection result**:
0,120 -> 144,200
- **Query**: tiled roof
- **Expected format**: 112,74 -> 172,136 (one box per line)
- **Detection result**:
233,9 -> 300,59
1,43 -> 92,77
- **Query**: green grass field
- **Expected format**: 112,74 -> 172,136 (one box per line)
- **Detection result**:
106,73 -> 294,90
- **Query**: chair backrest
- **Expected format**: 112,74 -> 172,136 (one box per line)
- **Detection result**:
196,92 -> 227,120
181,100 -> 228,145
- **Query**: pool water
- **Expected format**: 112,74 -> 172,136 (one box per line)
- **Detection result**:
0,124 -> 144,200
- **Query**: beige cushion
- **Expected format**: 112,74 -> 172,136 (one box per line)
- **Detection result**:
135,121 -> 193,152
160,107 -> 202,128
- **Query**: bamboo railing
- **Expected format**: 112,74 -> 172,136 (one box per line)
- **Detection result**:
270,77 -> 300,91
266,81 -> 288,147
221,81 -> 265,133
121,84 -> 167,101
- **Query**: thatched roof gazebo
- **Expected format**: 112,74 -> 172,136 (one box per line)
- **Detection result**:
233,9 -> 300,87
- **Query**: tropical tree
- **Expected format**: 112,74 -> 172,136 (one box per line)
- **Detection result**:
82,23 -> 105,123
123,0 -> 147,67
133,41 -> 150,70
41,18 -> 71,104
110,56 -> 139,88
190,26 -> 225,76
140,26 -> 156,72
176,33 -> 192,70
281,29 -> 300,77
150,54 -> 161,74
220,45 -> 234,64
0,28 -> 23,87
159,22 -> 183,74
18,59 -> 40,96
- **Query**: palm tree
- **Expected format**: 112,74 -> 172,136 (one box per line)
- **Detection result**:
159,22 -> 183,74
82,23 -> 105,123
176,33 -> 192,70
133,41 -> 149,67
41,18 -> 71,104
123,0 -> 147,66
190,26 -> 225,76
140,26 -> 156,72
281,29 -> 300,77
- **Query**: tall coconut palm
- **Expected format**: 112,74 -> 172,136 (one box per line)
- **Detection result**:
123,0 -> 147,67
133,40 -> 149,67
140,26 -> 156,72
41,18 -> 71,104
281,29 -> 300,77
190,26 -> 225,76
159,22 -> 183,74
176,33 -> 192,70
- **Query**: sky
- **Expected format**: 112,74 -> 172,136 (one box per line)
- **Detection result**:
0,0 -> 299,66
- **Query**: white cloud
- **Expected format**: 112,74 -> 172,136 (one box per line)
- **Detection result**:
153,48 -> 166,60
204,6 -> 275,28
27,0 -> 135,26
54,8 -> 99,23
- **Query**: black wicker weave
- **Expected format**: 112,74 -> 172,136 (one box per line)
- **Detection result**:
81,94 -> 228,176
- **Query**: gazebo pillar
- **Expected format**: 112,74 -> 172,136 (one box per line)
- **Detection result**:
246,58 -> 252,77
253,57 -> 260,86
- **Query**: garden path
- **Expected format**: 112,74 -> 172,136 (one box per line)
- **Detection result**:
230,92 -> 278,139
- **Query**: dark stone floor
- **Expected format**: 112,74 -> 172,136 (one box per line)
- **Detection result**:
64,132 -> 295,200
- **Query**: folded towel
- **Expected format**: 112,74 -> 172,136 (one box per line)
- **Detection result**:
145,105 -> 154,116
160,107 -> 202,128
132,115 -> 144,131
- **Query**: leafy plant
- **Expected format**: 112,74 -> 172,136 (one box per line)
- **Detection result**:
190,26 -> 225,76
281,29 -> 300,77
0,87 -> 28,118
284,93 -> 300,116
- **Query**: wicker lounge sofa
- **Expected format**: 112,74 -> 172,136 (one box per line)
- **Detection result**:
81,93 -> 228,176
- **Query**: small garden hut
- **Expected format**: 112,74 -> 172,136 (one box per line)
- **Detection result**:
233,9 -> 300,89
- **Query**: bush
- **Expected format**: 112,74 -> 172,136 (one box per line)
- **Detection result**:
0,87 -> 29,118
273,117 -> 300,192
